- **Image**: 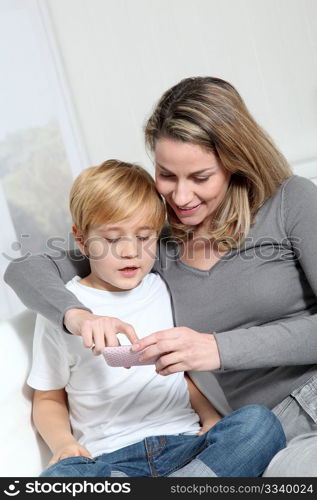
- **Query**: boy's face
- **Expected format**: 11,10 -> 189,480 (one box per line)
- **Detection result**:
74,214 -> 159,292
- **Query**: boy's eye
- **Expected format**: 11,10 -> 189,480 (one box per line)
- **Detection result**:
105,236 -> 152,243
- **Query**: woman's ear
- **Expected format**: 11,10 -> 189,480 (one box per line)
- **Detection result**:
72,225 -> 88,255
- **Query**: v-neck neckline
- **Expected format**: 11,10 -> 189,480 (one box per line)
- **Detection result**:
176,247 -> 237,275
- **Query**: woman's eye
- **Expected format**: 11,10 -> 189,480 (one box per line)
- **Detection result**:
159,173 -> 210,182
137,236 -> 150,241
194,177 -> 210,183
159,173 -> 174,179
105,238 -> 120,243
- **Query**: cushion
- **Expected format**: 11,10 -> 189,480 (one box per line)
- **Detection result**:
0,310 -> 50,476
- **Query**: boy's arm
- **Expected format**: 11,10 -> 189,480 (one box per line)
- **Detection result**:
185,374 -> 222,435
33,388 -> 92,466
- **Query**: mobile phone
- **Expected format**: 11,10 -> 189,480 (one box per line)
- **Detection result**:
102,345 -> 158,367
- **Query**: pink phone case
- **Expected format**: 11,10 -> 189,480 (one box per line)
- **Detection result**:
102,345 -> 158,367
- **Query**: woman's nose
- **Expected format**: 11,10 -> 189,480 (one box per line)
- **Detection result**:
172,182 -> 193,206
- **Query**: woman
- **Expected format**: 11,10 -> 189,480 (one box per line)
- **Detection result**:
5,76 -> 317,476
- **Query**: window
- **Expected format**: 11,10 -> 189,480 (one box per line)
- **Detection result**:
0,0 -> 89,319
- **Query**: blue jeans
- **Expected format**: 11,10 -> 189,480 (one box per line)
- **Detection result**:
41,405 -> 285,478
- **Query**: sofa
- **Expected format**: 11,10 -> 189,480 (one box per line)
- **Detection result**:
0,310 -> 50,477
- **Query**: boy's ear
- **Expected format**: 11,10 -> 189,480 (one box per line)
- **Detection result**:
72,225 -> 88,255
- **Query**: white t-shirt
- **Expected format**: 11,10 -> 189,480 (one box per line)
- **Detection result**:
27,273 -> 200,456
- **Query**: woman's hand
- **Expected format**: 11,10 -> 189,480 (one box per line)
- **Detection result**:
48,441 -> 92,467
64,309 -> 138,353
131,327 -> 221,374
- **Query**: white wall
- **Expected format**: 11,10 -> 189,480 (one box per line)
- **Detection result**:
46,0 -> 317,181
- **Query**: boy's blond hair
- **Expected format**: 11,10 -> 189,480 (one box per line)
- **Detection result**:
70,159 -> 166,234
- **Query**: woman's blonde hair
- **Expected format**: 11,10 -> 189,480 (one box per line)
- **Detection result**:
70,159 -> 165,234
145,76 -> 293,250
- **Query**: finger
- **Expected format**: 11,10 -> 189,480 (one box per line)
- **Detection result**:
48,452 -> 69,466
200,426 -> 211,436
198,426 -> 207,434
93,322 -> 106,353
119,323 -> 138,344
138,344 -> 162,361
94,323 -> 120,352
59,452 -> 77,460
140,336 -> 182,362
48,458 -> 58,466
107,333 -> 121,347
104,329 -> 121,348
155,351 -> 183,371
81,322 -> 93,348
157,362 -> 185,376
80,450 -> 93,458
131,329 -> 178,351
115,320 -> 138,342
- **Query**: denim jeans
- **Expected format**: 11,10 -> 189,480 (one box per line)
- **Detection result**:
41,405 -> 285,478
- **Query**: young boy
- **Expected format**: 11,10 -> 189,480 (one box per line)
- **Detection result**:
27,160 -> 285,477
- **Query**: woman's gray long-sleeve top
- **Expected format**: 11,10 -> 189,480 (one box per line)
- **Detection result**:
5,175 -> 317,410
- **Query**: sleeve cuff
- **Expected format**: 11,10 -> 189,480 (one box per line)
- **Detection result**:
61,305 -> 93,334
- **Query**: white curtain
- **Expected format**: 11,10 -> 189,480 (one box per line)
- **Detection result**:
0,0 -> 88,320
0,182 -> 25,319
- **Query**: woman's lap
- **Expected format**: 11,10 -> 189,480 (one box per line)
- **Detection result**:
263,376 -> 317,477
263,433 -> 317,477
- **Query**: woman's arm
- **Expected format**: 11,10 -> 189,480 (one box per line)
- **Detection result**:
185,375 -> 221,435
4,250 -> 91,331
213,175 -> 317,371
4,250 -> 138,347
33,388 -> 92,466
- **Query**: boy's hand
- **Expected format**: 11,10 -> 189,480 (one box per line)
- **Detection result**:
48,442 -> 92,467
197,417 -> 221,436
64,309 -> 138,354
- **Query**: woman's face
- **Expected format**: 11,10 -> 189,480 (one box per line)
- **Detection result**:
154,138 -> 231,230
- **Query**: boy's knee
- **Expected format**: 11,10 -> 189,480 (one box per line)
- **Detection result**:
238,405 -> 286,450
236,404 -> 272,419
237,404 -> 278,427
206,404 -> 286,454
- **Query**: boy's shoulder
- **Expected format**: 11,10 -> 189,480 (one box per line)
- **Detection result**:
65,275 -> 81,292
143,271 -> 168,290
33,312 -> 65,346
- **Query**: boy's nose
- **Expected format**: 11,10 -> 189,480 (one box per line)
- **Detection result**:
120,238 -> 138,258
